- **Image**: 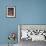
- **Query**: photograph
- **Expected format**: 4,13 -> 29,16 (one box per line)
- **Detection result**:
7,7 -> 16,17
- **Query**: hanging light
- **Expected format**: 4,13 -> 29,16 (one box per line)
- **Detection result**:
8,32 -> 16,41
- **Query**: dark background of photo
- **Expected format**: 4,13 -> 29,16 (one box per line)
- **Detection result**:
8,8 -> 14,16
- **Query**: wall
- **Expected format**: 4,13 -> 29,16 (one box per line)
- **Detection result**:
17,0 -> 46,24
0,0 -> 17,44
0,0 -> 46,44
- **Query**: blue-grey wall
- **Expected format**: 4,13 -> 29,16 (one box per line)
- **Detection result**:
0,0 -> 46,44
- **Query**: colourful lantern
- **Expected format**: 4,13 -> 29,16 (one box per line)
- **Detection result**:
8,32 -> 16,41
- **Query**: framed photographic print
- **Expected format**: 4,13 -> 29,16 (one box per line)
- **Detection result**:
7,7 -> 16,17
